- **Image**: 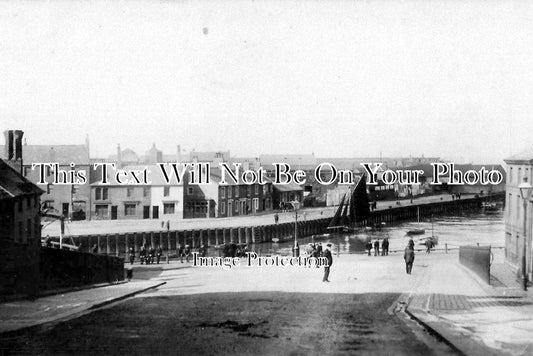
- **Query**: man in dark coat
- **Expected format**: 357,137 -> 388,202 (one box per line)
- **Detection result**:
373,239 -> 380,256
323,243 -> 333,282
404,244 -> 415,274
381,238 -> 389,256
316,243 -> 323,257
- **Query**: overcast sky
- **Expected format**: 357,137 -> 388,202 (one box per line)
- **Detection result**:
2,0 -> 533,163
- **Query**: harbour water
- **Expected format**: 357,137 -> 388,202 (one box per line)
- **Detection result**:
248,211 -> 505,256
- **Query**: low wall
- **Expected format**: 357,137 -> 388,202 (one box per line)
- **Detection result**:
459,245 -> 491,284
40,247 -> 125,290
0,239 -> 40,298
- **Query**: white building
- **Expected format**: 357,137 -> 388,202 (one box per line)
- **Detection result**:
504,148 -> 533,281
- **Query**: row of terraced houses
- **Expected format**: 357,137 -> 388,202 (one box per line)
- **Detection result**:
0,141 -> 304,221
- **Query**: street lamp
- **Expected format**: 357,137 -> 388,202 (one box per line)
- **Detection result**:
518,177 -> 532,291
291,200 -> 300,257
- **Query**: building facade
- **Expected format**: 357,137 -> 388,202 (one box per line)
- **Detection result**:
1,132 -> 44,297
504,149 -> 533,281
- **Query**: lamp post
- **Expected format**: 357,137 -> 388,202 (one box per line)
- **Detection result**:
518,177 -> 532,291
291,200 -> 300,257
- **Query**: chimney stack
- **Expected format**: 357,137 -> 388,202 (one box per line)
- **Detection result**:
3,130 -> 24,175
4,130 -> 14,160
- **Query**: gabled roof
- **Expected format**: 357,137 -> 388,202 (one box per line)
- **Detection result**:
0,159 -> 44,199
0,144 -> 89,165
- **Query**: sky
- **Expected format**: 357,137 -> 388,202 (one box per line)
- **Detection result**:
2,0 -> 533,163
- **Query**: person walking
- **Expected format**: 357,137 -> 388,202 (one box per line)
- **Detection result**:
184,244 -> 191,262
381,238 -> 389,256
177,244 -> 184,263
274,213 -> 279,224
404,243 -> 415,274
366,239 -> 372,256
129,246 -> 135,264
316,243 -> 323,257
323,243 -> 333,282
373,239 -> 380,256
156,245 -> 163,264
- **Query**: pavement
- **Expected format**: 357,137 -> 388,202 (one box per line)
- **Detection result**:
0,280 -> 165,334
3,242 -> 530,356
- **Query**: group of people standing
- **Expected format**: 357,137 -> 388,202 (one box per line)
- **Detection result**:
304,242 -> 333,282
129,245 -> 164,265
365,238 -> 390,256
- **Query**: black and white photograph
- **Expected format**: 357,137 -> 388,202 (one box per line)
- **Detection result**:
1,1 -> 533,355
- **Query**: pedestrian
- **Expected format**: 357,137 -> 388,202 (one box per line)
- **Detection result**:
316,242 -> 323,257
381,238 -> 389,256
184,244 -> 191,262
404,243 -> 415,274
373,239 -> 380,256
140,245 -> 147,264
148,246 -> 155,264
129,246 -> 135,264
366,239 -> 372,256
425,239 -> 433,254
166,220 -> 170,231
305,243 -> 315,267
201,244 -> 208,257
161,220 -> 165,228
156,245 -> 163,264
274,213 -> 279,224
408,237 -> 415,249
177,244 -> 184,263
322,243 -> 333,282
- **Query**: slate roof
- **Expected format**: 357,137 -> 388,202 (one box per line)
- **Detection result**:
0,144 -> 89,165
505,147 -> 533,164
0,159 -> 44,199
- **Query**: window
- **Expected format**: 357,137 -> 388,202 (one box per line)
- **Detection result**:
95,187 -> 108,200
127,187 -> 134,197
27,196 -> 32,209
143,187 -> 149,198
221,186 -> 226,198
164,203 -> 175,214
95,204 -> 108,218
124,204 -> 136,216
27,218 -> 32,240
164,186 -> 170,197
18,221 -> 23,243
247,185 -> 252,197
18,199 -> 22,212
221,202 -> 226,214
235,201 -> 239,213
188,187 -> 193,195
255,184 -> 259,195
235,186 -> 239,197
254,198 -> 259,210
